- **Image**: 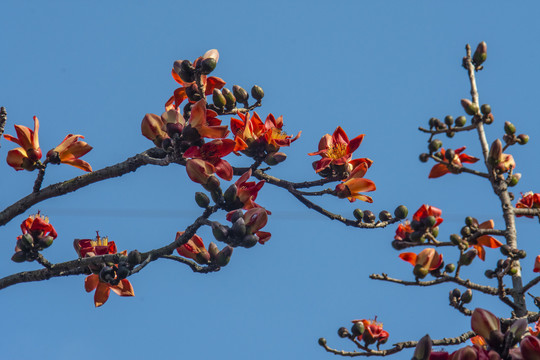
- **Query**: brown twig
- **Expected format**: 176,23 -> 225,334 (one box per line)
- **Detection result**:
160,255 -> 221,274
0,106 -> 6,142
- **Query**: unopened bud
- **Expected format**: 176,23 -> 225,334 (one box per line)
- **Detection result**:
455,116 -> 467,127
459,249 -> 477,266
508,173 -> 521,187
264,152 -> 287,165
423,216 -> 437,228
461,289 -> 473,303
174,59 -> 195,83
211,222 -> 229,242
200,57 -> 217,75
471,308 -> 500,343
127,250 -> 142,266
428,139 -> 442,153
488,139 -> 503,166
362,210 -> 375,223
318,338 -> 327,346
391,240 -> 408,250
394,205 -> 408,219
195,192 -> 210,208
444,115 -> 454,126
223,184 -> 238,204
351,322 -> 365,337
444,149 -> 456,161
431,226 -> 439,238
450,234 -> 462,245
242,234 -> 259,248
232,85 -> 249,103
353,209 -> 364,221
461,99 -> 479,115
251,85 -> 264,101
410,231 -> 426,243
19,233 -> 34,251
504,121 -> 516,135
11,251 -> 27,263
338,327 -> 350,338
481,104 -> 492,115
208,242 -> 220,260
379,210 -> 392,222
412,334 -> 432,360
231,218 -> 247,238
221,88 -> 236,108
215,246 -> 233,266
413,264 -> 429,278
473,41 -> 487,66
452,289 -> 461,299
517,134 -> 529,145
38,236 -> 54,249
116,265 -> 130,280
484,113 -> 494,124
419,153 -> 429,163
212,89 -> 226,108
203,175 -> 221,192
445,263 -> 455,273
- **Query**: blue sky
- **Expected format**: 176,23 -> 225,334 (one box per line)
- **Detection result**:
1,1 -> 540,359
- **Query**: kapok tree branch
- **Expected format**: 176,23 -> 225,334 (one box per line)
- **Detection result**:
319,331 -> 475,357
0,148 -> 168,227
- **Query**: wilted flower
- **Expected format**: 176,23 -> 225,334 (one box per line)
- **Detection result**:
4,116 -> 42,171
46,134 -> 93,172
428,147 -> 479,178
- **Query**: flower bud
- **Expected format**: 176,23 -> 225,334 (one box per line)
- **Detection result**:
508,173 -> 521,187
215,246 -> 233,266
212,89 -> 226,108
211,222 -> 229,242
200,57 -> 217,75
264,152 -> 287,165
208,242 -> 220,260
459,249 -> 477,266
362,210 -> 375,223
195,192 -> 210,208
444,149 -> 456,161
232,85 -> 249,103
431,226 -> 439,238
202,175 -> 221,192
520,336 -> 540,360
318,338 -> 327,346
242,234 -> 259,248
461,99 -> 479,115
353,209 -> 364,221
508,318 -> 528,342
251,85 -> 264,101
116,265 -> 130,280
504,121 -> 516,135
461,289 -> 473,303
394,205 -> 408,219
488,139 -> 503,166
445,263 -> 455,273
455,116 -> 467,127
231,218 -> 247,238
423,216 -> 437,228
473,41 -> 487,66
127,250 -> 142,266
500,245 -> 511,256
412,334 -> 432,360
221,88 -> 236,108
19,233 -> 34,251
428,139 -> 442,153
517,134 -> 529,145
471,308 -> 500,344
391,240 -> 408,250
450,234 -> 462,245
481,104 -> 492,115
419,153 -> 429,163
99,266 -> 115,283
173,59 -> 195,83
338,327 -> 350,338
223,184 -> 238,205
413,264 -> 429,278
484,113 -> 494,125
195,251 -> 211,265
451,289 -> 461,299
11,251 -> 27,263
351,322 -> 365,337
410,231 -> 426,243
37,235 -> 54,249
444,115 -> 454,126
185,83 -> 202,102
379,210 -> 392,222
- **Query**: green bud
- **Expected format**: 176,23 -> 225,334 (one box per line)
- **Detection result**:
351,322 -> 365,337
318,338 -> 327,346
212,89 -> 226,108
391,240 -> 408,250
19,233 -> 34,251
431,226 -> 439,238
446,131 -> 455,138
444,115 -> 454,126
413,264 -> 429,278
452,289 -> 461,299
428,117 -> 438,128
11,251 -> 27,263
509,267 -> 519,275
481,104 -> 492,115
251,85 -> 264,101
423,216 -> 437,228
242,234 -> 259,248
450,234 -> 462,245
38,236 -> 54,249
231,218 -> 247,238
500,245 -> 511,256
353,209 -> 364,221
444,149 -> 456,161
223,184 -> 238,205
232,85 -> 249,103
445,263 -> 455,273
208,242 -> 220,261
488,139 -> 503,166
379,210 -> 392,222
200,57 -> 217,75
465,216 -> 475,226
264,152 -> 287,165
461,99 -> 479,115
461,289 -> 473,303
428,139 -> 442,153
455,116 -> 467,127
410,231 -> 426,243
485,269 -> 495,278
211,222 -> 229,242
195,192 -> 210,208
517,249 -> 527,259
484,113 -> 494,125
338,327 -> 350,338
504,121 -> 516,135
394,205 -> 408,219
459,249 -> 477,266
221,88 -> 236,108
460,226 -> 471,237
473,41 -> 487,66
517,134 -> 529,145
215,246 -> 233,266
508,173 -> 521,187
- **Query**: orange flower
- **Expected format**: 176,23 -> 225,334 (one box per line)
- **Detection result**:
394,221 -> 413,241
188,99 -> 229,139
176,232 -> 211,264
468,219 -> 502,261
185,158 -> 216,185
351,318 -> 389,348
334,162 -> 376,203
413,204 -> 443,227
470,335 -> 487,348
46,134 -> 93,172
165,49 -> 226,110
516,192 -> 540,218
74,235 -> 134,307
534,255 -> 540,273
183,139 -> 235,181
309,126 -> 372,175
4,116 -> 42,171
226,208 -> 272,244
234,169 -> 265,210
428,146 -> 479,178
141,113 -> 168,146
13,213 -> 58,258
399,248 -> 443,278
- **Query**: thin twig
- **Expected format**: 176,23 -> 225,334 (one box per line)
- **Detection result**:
0,106 -> 6,142
160,255 -> 221,274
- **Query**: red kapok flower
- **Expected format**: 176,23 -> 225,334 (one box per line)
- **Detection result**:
309,126 -> 372,176
46,134 -> 93,172
185,158 -> 217,186
516,192 -> 540,218
520,335 -> 540,359
413,204 -> 443,227
74,234 -> 134,307
21,212 -> 58,239
468,219 -> 502,261
262,113 -> 301,152
399,248 -> 443,278
4,116 -> 42,171
13,213 -> 58,259
234,169 -> 265,210
471,308 -> 500,343
534,255 -> 540,273
187,99 -> 229,139
428,146 -> 479,178
334,162 -> 376,203
183,139 -> 235,181
165,49 -> 226,110
351,318 -> 389,348
226,207 -> 272,245
394,221 -> 413,241
176,232 -> 211,265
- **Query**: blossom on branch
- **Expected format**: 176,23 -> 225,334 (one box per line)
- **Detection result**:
183,139 -> 235,181
351,318 -> 389,348
334,162 -> 376,203
399,248 -> 443,278
428,146 -> 478,178
187,99 -> 229,139
74,235 -> 134,307
4,116 -> 42,171
12,213 -> 58,262
468,219 -> 502,261
309,126 -> 372,178
176,232 -> 211,265
516,192 -> 540,218
46,134 -> 93,172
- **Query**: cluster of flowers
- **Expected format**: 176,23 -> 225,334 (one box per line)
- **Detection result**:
4,116 -> 93,172
12,213 -> 58,262
336,317 -> 389,350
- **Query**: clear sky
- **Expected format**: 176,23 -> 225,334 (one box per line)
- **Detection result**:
1,1 -> 540,359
